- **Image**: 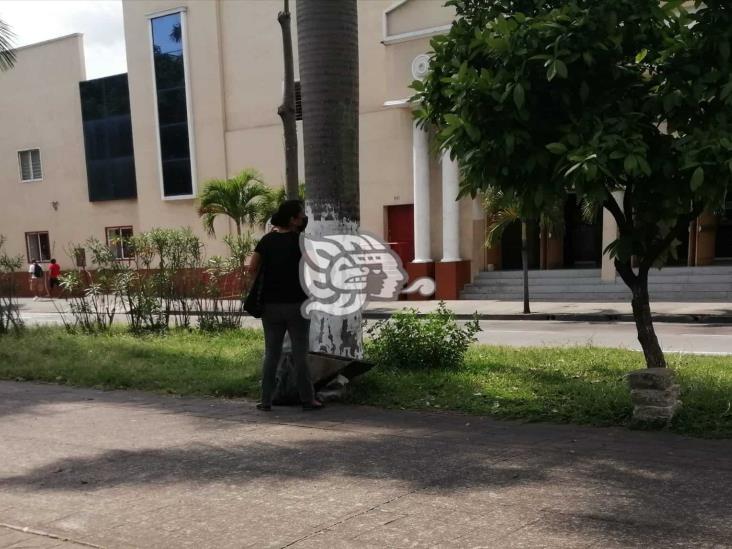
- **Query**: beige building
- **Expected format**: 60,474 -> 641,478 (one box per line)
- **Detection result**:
1,0 -> 730,300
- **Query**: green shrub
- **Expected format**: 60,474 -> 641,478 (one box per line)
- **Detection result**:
0,235 -> 23,335
365,302 -> 481,370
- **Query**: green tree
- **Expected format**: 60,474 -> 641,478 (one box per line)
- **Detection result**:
413,0 -> 732,368
0,19 -> 15,72
197,169 -> 271,236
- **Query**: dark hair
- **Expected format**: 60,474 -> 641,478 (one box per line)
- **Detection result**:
271,200 -> 304,228
50,259 -> 56,264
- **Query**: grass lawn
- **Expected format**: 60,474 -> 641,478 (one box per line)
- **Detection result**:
0,327 -> 730,438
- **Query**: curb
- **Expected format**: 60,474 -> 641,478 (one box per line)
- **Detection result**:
21,308 -> 732,325
362,311 -> 732,324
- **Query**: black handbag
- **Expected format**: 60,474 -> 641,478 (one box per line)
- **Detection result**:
243,270 -> 264,318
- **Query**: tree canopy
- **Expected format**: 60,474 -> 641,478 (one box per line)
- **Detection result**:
414,0 -> 730,264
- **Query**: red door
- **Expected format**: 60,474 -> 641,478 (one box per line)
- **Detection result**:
386,204 -> 414,266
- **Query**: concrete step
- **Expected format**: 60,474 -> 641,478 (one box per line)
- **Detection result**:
475,266 -> 732,281
461,291 -> 732,302
463,283 -> 626,293
464,265 -> 732,301
464,281 -> 732,292
475,269 -> 601,281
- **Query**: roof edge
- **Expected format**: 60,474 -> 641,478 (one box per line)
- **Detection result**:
13,33 -> 83,53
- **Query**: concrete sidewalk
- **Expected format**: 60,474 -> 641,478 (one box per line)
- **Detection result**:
15,297 -> 732,323
366,299 -> 732,323
1,381 -> 731,548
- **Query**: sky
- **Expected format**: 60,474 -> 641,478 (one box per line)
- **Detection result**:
0,0 -> 126,79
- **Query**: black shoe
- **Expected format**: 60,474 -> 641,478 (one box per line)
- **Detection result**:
256,403 -> 272,411
302,401 -> 324,411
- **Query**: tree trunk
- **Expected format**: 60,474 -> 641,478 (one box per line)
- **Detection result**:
630,269 -> 666,368
616,261 -> 666,368
277,0 -> 299,200
297,0 -> 361,358
521,220 -> 530,314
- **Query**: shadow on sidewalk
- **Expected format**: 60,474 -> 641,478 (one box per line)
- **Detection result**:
1,382 -> 731,545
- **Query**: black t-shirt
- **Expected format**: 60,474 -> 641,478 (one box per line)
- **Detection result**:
254,231 -> 308,304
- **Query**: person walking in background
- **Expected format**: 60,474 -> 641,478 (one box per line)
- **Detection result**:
47,259 -> 61,298
247,200 -> 322,412
28,259 -> 43,301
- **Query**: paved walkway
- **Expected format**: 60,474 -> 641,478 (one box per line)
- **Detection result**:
14,297 -> 732,323
1,382 -> 730,548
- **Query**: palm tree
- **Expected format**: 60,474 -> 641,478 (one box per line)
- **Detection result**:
261,183 -> 306,227
297,0 -> 360,357
0,19 -> 17,72
484,188 -> 564,314
197,169 -> 271,236
277,0 -> 299,200
484,194 -> 531,314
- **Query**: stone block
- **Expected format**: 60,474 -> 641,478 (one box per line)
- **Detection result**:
626,367 -> 677,390
630,386 -> 681,407
630,402 -> 682,429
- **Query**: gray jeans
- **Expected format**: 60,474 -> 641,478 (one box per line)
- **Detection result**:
260,303 -> 314,406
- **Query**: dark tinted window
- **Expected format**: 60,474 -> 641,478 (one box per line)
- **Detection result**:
79,74 -> 137,202
151,12 -> 193,197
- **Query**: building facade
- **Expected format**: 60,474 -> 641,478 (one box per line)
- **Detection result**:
1,0 -> 730,299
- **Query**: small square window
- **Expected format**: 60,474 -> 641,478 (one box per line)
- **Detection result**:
25,232 -> 51,262
106,226 -> 134,260
18,149 -> 43,182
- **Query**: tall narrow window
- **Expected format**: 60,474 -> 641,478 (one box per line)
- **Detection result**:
25,232 -> 51,262
79,74 -> 138,202
150,11 -> 194,198
18,149 -> 42,182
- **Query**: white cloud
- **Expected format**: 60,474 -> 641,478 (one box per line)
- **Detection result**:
0,0 -> 126,79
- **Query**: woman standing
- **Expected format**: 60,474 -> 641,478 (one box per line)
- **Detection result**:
248,200 -> 322,411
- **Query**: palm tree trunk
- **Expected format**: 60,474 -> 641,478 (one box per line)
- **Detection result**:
297,0 -> 361,358
277,0 -> 299,200
521,220 -> 530,314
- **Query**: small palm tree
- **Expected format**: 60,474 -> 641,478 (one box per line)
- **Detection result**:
261,183 -> 305,228
0,19 -> 16,72
198,169 -> 271,236
484,188 -> 564,314
484,191 -> 531,314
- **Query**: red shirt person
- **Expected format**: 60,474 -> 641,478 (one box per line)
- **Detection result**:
48,259 -> 61,297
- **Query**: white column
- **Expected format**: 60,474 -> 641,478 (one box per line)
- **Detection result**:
471,195 -> 484,222
412,121 -> 432,262
441,151 -> 461,262
601,190 -> 624,281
